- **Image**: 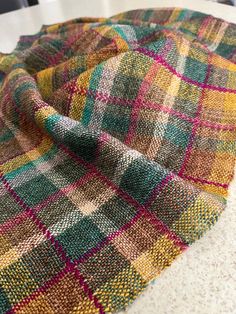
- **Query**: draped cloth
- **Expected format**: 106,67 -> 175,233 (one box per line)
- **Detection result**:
0,8 -> 236,313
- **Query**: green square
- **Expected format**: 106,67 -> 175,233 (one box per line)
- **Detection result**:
111,73 -> 142,100
78,244 -> 130,291
120,157 -> 168,205
0,261 -> 38,305
15,174 -> 58,206
64,125 -> 98,162
0,287 -> 11,313
184,57 -> 208,83
164,123 -> 190,149
102,105 -> 131,141
57,217 -> 105,260
0,192 -> 22,225
216,42 -> 234,59
91,196 -> 136,234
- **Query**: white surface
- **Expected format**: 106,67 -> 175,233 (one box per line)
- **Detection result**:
1,0 -> 236,52
120,171 -> 236,314
0,1 -> 235,313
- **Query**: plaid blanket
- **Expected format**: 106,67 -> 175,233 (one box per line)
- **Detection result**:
0,8 -> 236,314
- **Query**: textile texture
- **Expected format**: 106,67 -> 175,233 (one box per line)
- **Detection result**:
0,8 -> 236,314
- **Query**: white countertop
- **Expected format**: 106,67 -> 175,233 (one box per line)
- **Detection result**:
1,0 -> 236,53
0,1 -> 236,313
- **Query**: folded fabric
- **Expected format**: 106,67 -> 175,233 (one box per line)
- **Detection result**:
0,8 -> 236,314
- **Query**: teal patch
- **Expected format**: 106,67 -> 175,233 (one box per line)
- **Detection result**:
5,145 -> 58,180
15,174 -> 58,206
57,217 -> 105,260
164,124 -> 190,149
102,105 -> 131,140
82,64 -> 104,126
184,57 -> 208,83
0,286 -> 11,313
0,129 -> 14,142
216,42 -> 234,59
120,157 -> 168,204
64,126 -> 98,162
45,113 -> 62,133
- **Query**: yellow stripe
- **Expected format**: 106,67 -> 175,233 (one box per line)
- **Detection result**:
69,69 -> 93,120
172,193 -> 223,243
37,67 -> 54,99
34,106 -> 58,128
1,137 -> 53,174
0,248 -> 19,270
132,235 -> 181,281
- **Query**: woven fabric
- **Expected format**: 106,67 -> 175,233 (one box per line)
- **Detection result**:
0,8 -> 236,314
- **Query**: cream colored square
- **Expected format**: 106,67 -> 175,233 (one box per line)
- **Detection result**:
67,179 -> 115,215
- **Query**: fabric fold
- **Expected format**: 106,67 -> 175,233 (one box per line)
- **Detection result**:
0,8 -> 236,314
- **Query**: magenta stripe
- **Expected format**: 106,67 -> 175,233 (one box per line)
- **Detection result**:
0,173 -> 70,263
75,210 -> 144,264
180,174 -> 229,188
60,144 -> 187,249
124,39 -> 173,146
0,171 -> 94,234
0,210 -> 28,234
33,171 -> 94,212
136,47 -> 236,94
68,84 -> 236,131
47,34 -> 81,67
144,173 -> 175,209
178,55 -> 212,176
66,75 -> 78,117
73,267 -> 105,313
75,172 -> 186,265
0,172 -> 105,314
10,266 -> 70,312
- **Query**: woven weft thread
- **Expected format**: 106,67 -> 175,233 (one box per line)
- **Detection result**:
0,8 -> 236,314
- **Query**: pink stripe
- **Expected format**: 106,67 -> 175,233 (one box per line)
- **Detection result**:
95,132 -> 110,161
61,144 -> 187,249
10,266 -> 70,312
33,171 -> 94,212
10,263 -> 105,313
197,16 -> 211,39
75,172 -> 186,265
144,173 -> 175,209
68,84 -> 236,132
75,210 -> 144,264
73,267 -> 105,313
136,47 -> 236,94
0,172 -> 105,314
124,67 -> 159,145
125,39 -> 174,146
0,173 -> 70,263
178,55 -> 212,176
0,210 -> 28,235
180,174 -> 229,189
47,34 -> 82,67
0,172 -> 94,234
66,76 -> 78,117
124,96 -> 142,146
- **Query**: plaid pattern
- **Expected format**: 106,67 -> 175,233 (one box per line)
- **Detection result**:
0,8 -> 236,314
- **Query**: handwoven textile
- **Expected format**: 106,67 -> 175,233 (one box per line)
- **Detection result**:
0,8 -> 236,314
